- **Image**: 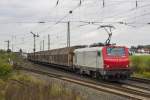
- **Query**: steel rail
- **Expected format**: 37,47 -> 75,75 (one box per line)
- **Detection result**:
119,81 -> 150,92
129,77 -> 150,84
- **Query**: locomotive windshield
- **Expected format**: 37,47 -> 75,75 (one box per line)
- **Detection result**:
107,47 -> 125,56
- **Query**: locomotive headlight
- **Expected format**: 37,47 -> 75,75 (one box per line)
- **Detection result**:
126,65 -> 129,68
104,65 -> 110,68
106,65 -> 110,68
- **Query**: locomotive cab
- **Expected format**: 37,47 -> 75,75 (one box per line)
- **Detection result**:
73,46 -> 131,80
102,46 -> 131,80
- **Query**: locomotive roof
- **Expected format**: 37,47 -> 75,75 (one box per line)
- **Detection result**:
74,47 -> 103,52
74,45 -> 127,53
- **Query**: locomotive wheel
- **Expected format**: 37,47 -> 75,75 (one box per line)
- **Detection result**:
75,68 -> 80,74
102,76 -> 109,80
90,71 -> 96,78
75,68 -> 84,75
95,72 -> 101,79
90,71 -> 101,79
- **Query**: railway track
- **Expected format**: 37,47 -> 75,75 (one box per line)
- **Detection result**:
129,77 -> 150,84
15,66 -> 150,100
120,79 -> 150,92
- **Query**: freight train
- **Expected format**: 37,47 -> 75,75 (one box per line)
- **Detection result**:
28,45 -> 131,80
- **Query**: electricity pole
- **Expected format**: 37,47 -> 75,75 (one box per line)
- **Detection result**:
48,34 -> 50,50
67,21 -> 70,48
103,0 -> 105,8
136,0 -> 138,8
67,21 -> 71,65
5,40 -> 11,52
30,31 -> 39,53
43,40 -> 44,51
40,41 -> 42,51
11,35 -> 14,52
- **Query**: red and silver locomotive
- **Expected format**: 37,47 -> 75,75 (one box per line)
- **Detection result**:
73,46 -> 131,80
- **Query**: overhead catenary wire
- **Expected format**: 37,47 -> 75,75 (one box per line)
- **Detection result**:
56,0 -> 60,6
0,0 -> 149,23
37,0 -> 86,34
0,0 -> 148,27
1,0 -> 150,51
114,4 -> 150,19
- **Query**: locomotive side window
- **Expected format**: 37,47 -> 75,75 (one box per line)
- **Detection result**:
107,47 -> 125,56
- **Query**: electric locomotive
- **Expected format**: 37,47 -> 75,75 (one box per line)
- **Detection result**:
73,46 -> 131,80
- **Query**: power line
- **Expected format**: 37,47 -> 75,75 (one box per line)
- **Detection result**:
35,19 -> 150,48
120,11 -> 150,22
22,1 -> 149,32
103,0 -> 150,3
37,0 -> 85,33
2,0 -> 150,50
98,3 -> 150,21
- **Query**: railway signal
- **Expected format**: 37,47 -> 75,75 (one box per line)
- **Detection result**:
30,31 -> 39,53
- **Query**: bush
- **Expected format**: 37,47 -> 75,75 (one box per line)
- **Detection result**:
130,55 -> 150,78
0,62 -> 12,77
0,52 -> 13,77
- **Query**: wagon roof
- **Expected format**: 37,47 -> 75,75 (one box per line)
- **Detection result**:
29,45 -> 87,55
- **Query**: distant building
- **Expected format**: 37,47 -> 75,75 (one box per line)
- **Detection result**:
130,45 -> 150,55
143,48 -> 150,54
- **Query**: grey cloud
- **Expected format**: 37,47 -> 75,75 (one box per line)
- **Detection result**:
0,0 -> 150,52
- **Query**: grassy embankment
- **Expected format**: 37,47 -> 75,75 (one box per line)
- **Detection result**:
0,50 -> 14,100
130,55 -> 150,78
0,51 -> 85,100
0,50 -> 14,78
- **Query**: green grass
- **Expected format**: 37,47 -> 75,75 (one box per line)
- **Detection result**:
133,72 -> 150,79
130,55 -> 150,78
0,79 -> 6,100
0,50 -> 15,78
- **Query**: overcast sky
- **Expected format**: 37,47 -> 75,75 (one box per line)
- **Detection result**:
0,0 -> 150,52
